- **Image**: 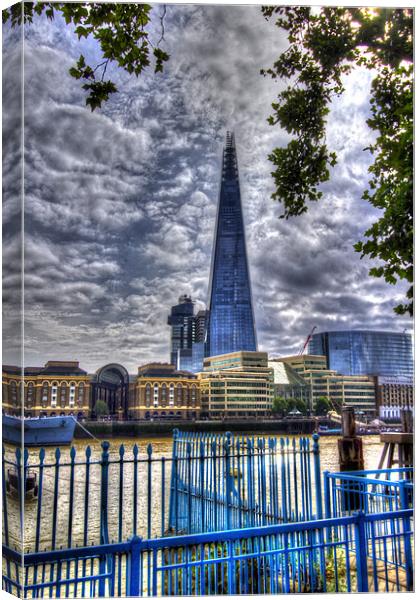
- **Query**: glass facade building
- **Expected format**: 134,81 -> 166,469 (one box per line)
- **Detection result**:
205,132 -> 257,358
167,295 -> 195,367
309,330 -> 413,379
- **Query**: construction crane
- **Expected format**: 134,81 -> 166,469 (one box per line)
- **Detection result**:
299,326 -> 317,355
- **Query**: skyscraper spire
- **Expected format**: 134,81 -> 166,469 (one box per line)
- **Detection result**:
205,132 -> 257,357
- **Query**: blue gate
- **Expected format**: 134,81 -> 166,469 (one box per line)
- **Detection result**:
168,431 -> 323,534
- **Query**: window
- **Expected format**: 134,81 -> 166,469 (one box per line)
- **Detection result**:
69,383 -> 76,407
153,384 -> 159,407
145,383 -> 151,407
169,384 -> 175,406
42,382 -> 49,407
191,385 -> 197,407
78,383 -> 84,406
10,381 -> 18,406
161,384 -> 167,406
51,383 -> 58,408
60,382 -> 67,407
177,384 -> 183,405
27,382 -> 34,407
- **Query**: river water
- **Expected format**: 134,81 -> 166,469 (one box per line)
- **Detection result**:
3,434 -> 384,552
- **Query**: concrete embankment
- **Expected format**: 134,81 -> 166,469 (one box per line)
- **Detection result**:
73,418 -> 326,438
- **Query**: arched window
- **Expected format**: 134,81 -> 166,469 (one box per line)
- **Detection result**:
26,382 -> 34,407
51,382 -> 58,407
146,383 -> 152,406
191,385 -> 197,407
153,384 -> 159,407
78,383 -> 84,406
18,382 -> 24,407
161,383 -> 167,406
10,381 -> 17,406
177,383 -> 182,403
42,382 -> 49,407
169,383 -> 175,406
69,382 -> 76,407
145,383 -> 151,407
60,382 -> 67,407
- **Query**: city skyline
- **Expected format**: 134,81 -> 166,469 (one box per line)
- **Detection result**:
2,5 -> 412,373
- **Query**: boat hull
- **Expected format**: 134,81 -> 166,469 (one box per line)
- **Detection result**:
2,415 -> 76,446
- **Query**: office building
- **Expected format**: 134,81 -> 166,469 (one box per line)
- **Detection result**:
205,132 -> 257,358
167,295 -> 208,372
167,295 -> 196,367
268,360 -> 311,408
275,355 -> 377,418
309,330 -> 413,379
199,351 -> 273,419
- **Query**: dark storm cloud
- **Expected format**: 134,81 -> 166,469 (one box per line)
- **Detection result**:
2,5 -> 412,371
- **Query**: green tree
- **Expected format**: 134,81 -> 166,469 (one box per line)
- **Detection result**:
3,2 -> 169,111
272,395 -> 288,416
286,398 -> 307,416
314,396 -> 332,416
261,7 -> 413,315
93,399 -> 109,418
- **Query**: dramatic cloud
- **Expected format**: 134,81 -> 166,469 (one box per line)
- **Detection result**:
2,5 -> 412,372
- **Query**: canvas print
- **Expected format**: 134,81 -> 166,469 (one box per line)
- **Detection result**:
2,2 -> 413,597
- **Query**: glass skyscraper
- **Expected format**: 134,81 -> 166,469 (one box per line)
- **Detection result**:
205,132 -> 257,358
309,330 -> 413,379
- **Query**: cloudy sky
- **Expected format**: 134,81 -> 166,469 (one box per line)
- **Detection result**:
2,4 -> 412,373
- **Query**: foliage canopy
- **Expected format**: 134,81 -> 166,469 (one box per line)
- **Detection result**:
261,7 -> 413,316
3,2 -> 169,111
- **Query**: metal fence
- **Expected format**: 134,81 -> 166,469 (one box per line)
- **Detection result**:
3,508 -> 413,597
2,434 -> 414,597
2,432 -> 323,553
168,431 -> 323,534
324,467 -> 413,517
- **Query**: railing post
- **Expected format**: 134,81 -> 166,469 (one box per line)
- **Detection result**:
169,430 -> 180,533
224,432 -> 232,530
353,511 -> 369,592
129,535 -> 143,596
100,441 -> 110,544
400,482 -> 413,590
312,433 -> 323,519
323,472 -> 331,519
2,446 -> 9,547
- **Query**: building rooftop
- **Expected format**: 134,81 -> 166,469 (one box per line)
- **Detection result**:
268,361 -> 307,386
137,363 -> 197,379
3,361 -> 87,376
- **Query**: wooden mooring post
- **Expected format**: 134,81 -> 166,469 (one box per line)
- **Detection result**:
338,406 -> 364,511
338,406 -> 364,471
377,409 -> 413,471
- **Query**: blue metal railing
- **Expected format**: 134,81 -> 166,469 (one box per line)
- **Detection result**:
324,468 -> 413,517
2,432 -> 322,553
168,431 -> 323,533
323,467 -> 413,585
3,509 -> 413,596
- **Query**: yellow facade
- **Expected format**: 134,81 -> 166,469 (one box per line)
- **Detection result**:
2,362 -> 91,418
130,364 -> 200,420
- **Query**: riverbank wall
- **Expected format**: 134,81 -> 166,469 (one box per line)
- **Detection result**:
74,417 -> 330,438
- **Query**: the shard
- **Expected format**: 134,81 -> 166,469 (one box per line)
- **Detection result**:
205,132 -> 257,357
